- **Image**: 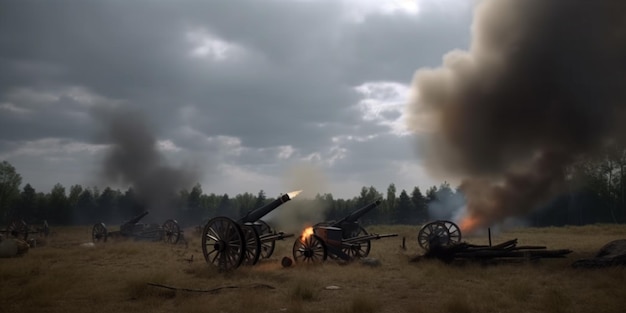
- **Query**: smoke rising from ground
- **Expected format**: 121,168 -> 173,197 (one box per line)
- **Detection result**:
96,108 -> 200,221
267,163 -> 330,233
407,0 -> 626,230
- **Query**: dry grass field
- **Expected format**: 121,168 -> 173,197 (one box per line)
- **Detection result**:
2,224 -> 626,313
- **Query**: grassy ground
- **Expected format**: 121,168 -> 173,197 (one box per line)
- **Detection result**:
1,224 -> 626,313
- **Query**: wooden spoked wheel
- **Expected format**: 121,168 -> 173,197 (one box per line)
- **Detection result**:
202,217 -> 245,271
438,220 -> 462,245
8,220 -> 28,240
162,219 -> 181,244
342,226 -> 371,259
293,234 -> 327,263
92,223 -> 108,243
242,225 -> 261,266
418,221 -> 452,251
257,220 -> 276,259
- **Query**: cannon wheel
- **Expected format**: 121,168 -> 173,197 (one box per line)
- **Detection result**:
92,223 -> 108,243
418,221 -> 449,250
202,217 -> 245,271
439,221 -> 462,245
8,220 -> 28,240
162,219 -> 181,244
258,220 -> 276,259
293,234 -> 327,263
343,226 -> 371,258
242,225 -> 261,266
418,220 -> 461,251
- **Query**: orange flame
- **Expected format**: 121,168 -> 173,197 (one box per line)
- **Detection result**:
300,226 -> 314,241
459,215 -> 481,234
287,190 -> 303,200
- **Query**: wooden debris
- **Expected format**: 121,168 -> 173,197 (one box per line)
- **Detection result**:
422,238 -> 572,263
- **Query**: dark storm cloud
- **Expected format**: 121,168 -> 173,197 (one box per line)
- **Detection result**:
331,134 -> 416,173
341,11 -> 471,83
0,0 -> 469,141
0,88 -> 94,141
0,0 -> 358,146
408,0 -> 626,229
0,0 -> 473,196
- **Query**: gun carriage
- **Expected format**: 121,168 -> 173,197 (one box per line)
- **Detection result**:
91,211 -> 181,244
201,190 -> 300,271
292,199 -> 398,263
1,219 -> 50,240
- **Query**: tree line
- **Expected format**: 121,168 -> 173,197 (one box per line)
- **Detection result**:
1,150 -> 626,227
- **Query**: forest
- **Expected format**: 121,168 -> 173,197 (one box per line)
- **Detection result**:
1,146 -> 626,228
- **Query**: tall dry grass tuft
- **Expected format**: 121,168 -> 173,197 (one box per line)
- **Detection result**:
125,271 -> 176,300
342,294 -> 381,313
540,288 -> 572,313
182,261 -> 221,279
505,280 -> 534,302
288,278 -> 321,301
443,294 -> 473,313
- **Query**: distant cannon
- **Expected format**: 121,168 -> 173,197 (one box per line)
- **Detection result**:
201,190 -> 300,271
292,199 -> 398,263
1,219 -> 50,241
92,211 -> 181,244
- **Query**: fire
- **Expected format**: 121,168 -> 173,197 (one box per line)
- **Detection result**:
300,226 -> 314,241
287,189 -> 303,200
459,215 -> 481,234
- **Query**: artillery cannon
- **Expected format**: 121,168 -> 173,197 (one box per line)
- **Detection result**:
91,211 -> 181,244
201,190 -> 300,271
1,219 -> 50,241
292,199 -> 398,263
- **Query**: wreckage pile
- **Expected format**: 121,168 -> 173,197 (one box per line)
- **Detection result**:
414,221 -> 572,264
422,238 -> 572,263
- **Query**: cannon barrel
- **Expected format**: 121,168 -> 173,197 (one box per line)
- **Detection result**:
334,199 -> 382,225
124,211 -> 149,225
238,192 -> 295,223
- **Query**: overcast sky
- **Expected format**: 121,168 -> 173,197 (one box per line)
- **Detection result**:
0,0 -> 473,199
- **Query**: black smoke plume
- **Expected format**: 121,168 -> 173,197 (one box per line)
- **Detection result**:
407,0 -> 626,230
97,108 -> 199,221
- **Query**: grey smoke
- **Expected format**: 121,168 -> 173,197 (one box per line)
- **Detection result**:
407,0 -> 626,229
268,198 -> 329,234
97,108 -> 200,220
265,163 -> 330,233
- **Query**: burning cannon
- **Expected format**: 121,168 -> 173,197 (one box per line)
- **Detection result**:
201,190 -> 300,271
292,199 -> 398,263
92,211 -> 181,244
1,219 -> 50,241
